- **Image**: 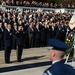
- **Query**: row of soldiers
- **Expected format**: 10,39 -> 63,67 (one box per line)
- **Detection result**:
0,21 -> 68,63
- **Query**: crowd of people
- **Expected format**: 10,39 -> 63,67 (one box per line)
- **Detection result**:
0,0 -> 75,8
0,7 -> 72,50
0,3 -> 74,63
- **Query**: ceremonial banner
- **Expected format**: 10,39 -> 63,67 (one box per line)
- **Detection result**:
69,15 -> 75,30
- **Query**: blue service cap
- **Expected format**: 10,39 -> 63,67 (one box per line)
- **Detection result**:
48,38 -> 70,51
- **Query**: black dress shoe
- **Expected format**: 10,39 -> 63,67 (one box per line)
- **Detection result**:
5,61 -> 12,64
17,60 -> 23,62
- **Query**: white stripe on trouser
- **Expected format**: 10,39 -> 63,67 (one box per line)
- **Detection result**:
47,70 -> 52,75
43,73 -> 47,75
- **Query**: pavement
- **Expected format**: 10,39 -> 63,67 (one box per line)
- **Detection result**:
0,47 -> 75,75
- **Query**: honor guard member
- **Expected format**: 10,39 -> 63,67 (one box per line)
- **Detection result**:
43,38 -> 75,75
16,26 -> 24,62
4,24 -> 12,63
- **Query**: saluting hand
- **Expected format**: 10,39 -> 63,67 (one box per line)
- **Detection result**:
16,31 -> 19,33
10,33 -> 12,35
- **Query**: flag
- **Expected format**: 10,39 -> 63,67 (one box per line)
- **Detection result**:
69,15 -> 75,30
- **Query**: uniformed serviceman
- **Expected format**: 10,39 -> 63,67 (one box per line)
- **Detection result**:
43,38 -> 75,75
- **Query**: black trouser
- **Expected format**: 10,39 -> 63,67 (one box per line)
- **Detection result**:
5,46 -> 11,63
0,38 -> 3,50
41,40 -> 45,47
35,38 -> 39,47
29,37 -> 33,48
13,39 -> 17,49
17,45 -> 23,61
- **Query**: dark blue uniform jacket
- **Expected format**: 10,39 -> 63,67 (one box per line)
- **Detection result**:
43,60 -> 75,75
